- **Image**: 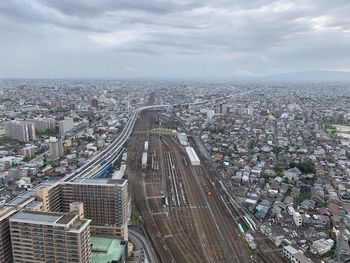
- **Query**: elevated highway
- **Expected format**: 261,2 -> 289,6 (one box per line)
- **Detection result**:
61,89 -> 254,182
61,105 -> 170,182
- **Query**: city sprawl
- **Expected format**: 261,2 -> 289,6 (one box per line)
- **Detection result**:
0,79 -> 350,263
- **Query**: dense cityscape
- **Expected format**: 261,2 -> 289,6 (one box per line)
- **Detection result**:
2,0 -> 350,262
0,79 -> 349,262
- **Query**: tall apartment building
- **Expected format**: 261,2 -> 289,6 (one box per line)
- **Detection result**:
51,100 -> 64,108
61,179 -> 129,240
9,210 -> 91,263
22,145 -> 37,158
90,97 -> 98,108
5,121 -> 36,142
37,179 -> 129,240
48,137 -> 64,158
58,118 -> 74,137
28,118 -> 56,132
36,181 -> 62,212
0,206 -> 17,263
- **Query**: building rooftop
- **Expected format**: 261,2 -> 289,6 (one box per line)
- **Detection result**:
284,245 -> 299,255
7,195 -> 35,207
91,236 -> 125,263
71,178 -> 126,186
293,252 -> 314,263
25,201 -> 42,209
313,238 -> 334,247
11,210 -> 63,224
56,214 -> 76,224
10,210 -> 90,232
0,206 -> 17,221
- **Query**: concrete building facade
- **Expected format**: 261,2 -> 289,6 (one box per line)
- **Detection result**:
58,119 -> 74,137
9,210 -> 91,263
28,118 -> 56,132
283,245 -> 314,263
293,211 -> 303,227
37,179 -> 129,241
49,137 -> 64,158
310,238 -> 334,255
5,121 -> 36,142
22,145 -> 37,158
0,206 -> 17,263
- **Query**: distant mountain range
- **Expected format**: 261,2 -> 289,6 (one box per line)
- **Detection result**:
260,70 -> 350,82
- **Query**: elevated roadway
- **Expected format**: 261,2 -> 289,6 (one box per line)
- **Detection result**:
61,105 -> 170,182
61,89 -> 254,182
61,92 -> 241,182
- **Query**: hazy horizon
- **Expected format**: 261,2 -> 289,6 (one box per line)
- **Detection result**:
1,1 -> 350,79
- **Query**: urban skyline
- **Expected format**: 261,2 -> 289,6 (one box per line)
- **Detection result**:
1,1 -> 350,263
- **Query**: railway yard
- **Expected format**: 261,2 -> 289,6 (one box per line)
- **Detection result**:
127,110 -> 285,263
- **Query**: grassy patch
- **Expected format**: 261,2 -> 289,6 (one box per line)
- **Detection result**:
37,127 -> 59,137
321,246 -> 336,259
274,166 -> 284,177
130,200 -> 142,224
0,136 -> 11,146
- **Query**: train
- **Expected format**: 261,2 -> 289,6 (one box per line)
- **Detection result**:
91,160 -> 113,179
238,223 -> 245,234
243,216 -> 257,231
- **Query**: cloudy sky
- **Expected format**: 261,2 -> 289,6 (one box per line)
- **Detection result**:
0,0 -> 349,78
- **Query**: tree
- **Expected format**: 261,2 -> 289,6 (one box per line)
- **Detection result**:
274,166 -> 284,177
289,160 -> 315,174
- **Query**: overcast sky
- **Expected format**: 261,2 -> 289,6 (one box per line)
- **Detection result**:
0,0 -> 349,78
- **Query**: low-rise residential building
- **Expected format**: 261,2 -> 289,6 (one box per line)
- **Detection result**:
283,245 -> 314,263
293,211 -> 302,227
310,238 -> 334,255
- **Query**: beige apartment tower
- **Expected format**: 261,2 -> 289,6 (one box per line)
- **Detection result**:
0,206 -> 18,263
9,210 -> 91,263
60,179 -> 129,240
36,178 -> 129,240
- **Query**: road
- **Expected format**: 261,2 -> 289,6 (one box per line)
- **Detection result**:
129,227 -> 159,263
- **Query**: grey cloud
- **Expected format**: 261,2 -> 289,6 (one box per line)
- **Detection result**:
39,0 -> 201,17
0,0 -> 350,78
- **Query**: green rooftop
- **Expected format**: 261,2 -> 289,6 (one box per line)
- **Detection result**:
91,236 -> 126,263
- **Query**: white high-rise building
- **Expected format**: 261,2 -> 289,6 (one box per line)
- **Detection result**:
48,137 -> 64,158
58,119 -> 74,137
28,118 -> 56,132
5,121 -> 36,142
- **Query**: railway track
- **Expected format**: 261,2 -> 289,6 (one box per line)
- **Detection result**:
128,111 -> 249,262
127,110 -> 284,263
